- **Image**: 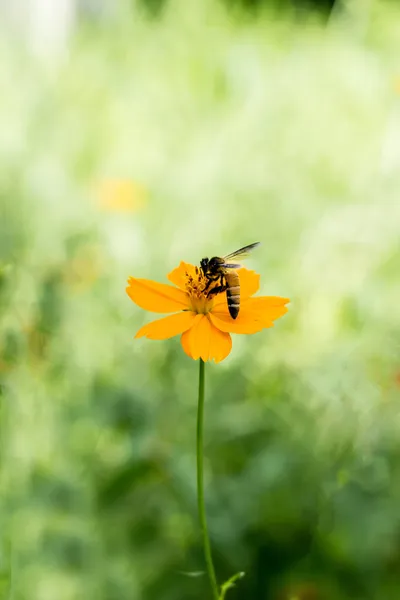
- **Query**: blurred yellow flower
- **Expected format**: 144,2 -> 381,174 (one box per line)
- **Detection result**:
393,76 -> 400,95
127,262 -> 289,363
95,179 -> 147,213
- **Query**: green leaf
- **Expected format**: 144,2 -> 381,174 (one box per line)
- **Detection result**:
219,572 -> 245,600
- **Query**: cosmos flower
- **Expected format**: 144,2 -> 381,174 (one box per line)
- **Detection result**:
126,261 -> 289,363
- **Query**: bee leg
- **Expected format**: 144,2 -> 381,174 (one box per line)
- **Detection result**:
203,274 -> 219,293
203,278 -> 213,292
207,284 -> 227,298
207,273 -> 227,297
203,279 -> 214,294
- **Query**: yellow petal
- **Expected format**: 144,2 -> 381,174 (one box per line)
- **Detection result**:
209,310 -> 264,334
126,277 -> 189,313
168,262 -> 199,291
180,326 -> 194,359
210,296 -> 289,333
180,314 -> 232,363
241,296 -> 290,325
243,296 -> 290,309
135,311 -> 197,340
238,268 -> 260,298
212,268 -> 260,308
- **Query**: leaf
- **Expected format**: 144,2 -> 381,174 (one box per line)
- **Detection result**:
219,571 -> 245,600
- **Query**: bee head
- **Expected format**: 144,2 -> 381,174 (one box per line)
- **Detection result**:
200,258 -> 209,273
208,257 -> 224,269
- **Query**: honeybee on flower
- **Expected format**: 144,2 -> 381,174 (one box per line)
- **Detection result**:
126,244 -> 289,362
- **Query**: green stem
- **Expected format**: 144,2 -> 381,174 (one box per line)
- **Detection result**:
197,359 -> 219,600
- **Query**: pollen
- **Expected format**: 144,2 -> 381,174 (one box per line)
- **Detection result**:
184,269 -> 217,314
185,270 -> 207,297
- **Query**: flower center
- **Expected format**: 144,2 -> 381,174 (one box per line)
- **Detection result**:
184,267 -> 218,314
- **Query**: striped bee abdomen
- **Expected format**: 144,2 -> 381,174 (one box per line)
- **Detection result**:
225,271 -> 241,319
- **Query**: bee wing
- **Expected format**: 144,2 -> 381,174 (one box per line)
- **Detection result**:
223,262 -> 242,269
223,242 -> 260,262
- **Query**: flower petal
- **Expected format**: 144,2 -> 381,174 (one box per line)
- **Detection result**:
180,314 -> 232,363
243,296 -> 290,309
212,268 -> 260,308
135,311 -> 197,340
242,296 -> 290,326
209,311 -> 264,334
168,262 -> 199,291
238,268 -> 260,298
127,277 -> 189,313
210,296 -> 289,333
180,325 -> 194,359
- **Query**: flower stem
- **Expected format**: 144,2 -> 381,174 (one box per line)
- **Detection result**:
197,359 -> 219,600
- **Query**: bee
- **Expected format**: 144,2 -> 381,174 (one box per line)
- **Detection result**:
200,242 -> 260,319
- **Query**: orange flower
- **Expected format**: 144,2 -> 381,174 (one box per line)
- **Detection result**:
126,262 -> 289,363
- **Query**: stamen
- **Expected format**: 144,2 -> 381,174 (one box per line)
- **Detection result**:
182,266 -> 223,314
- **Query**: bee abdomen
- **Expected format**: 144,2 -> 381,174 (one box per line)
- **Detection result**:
227,285 -> 240,319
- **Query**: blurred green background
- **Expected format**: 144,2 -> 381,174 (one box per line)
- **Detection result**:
1,1 -> 400,598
